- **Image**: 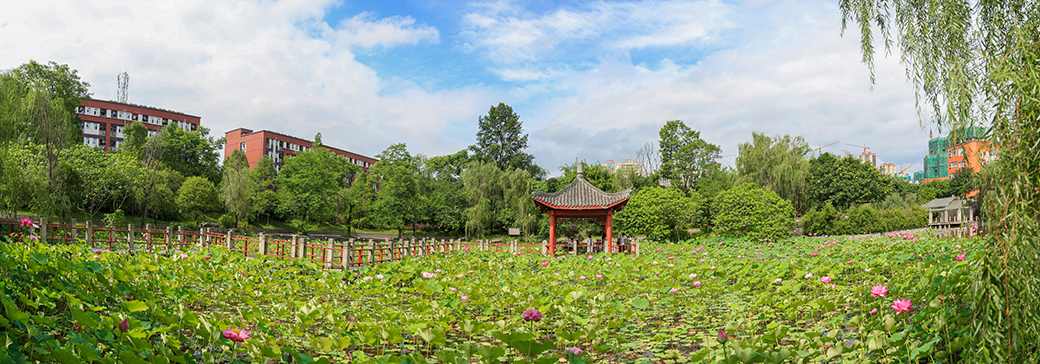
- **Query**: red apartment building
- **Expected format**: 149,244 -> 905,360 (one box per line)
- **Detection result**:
224,128 -> 378,171
76,99 -> 201,152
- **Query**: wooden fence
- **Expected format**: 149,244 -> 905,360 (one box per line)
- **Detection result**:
0,218 -> 637,269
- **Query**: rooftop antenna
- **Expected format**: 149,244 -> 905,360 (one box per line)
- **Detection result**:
117,70 -> 129,103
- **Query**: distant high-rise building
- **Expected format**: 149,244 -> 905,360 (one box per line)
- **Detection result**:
224,128 -> 377,171
946,126 -> 997,176
604,159 -> 644,176
859,151 -> 878,167
923,135 -> 949,182
880,162 -> 897,176
76,99 -> 200,152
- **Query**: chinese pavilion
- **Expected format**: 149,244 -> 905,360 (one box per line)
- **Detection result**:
532,164 -> 632,255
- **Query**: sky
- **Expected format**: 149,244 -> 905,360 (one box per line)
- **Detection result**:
1,0 -> 935,177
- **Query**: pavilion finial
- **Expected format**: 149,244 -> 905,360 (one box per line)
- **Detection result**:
577,163 -> 584,179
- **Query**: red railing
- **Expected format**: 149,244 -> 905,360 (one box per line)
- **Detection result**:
0,218 -> 639,269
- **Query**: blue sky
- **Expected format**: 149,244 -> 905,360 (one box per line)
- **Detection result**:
1,0 -> 933,177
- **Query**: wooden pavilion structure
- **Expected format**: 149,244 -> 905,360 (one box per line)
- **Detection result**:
533,164 -> 631,255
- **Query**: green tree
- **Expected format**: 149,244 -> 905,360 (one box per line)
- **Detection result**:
469,103 -> 544,179
948,168 -> 975,197
338,170 -> 375,234
157,125 -> 223,183
555,161 -> 617,192
842,2 -> 1040,359
711,182 -> 794,241
277,137 -> 358,225
221,149 -> 256,228
916,179 -> 950,204
177,176 -> 219,225
736,132 -> 811,214
658,120 -> 721,191
423,150 -> 470,236
370,143 -> 419,237
7,60 -> 91,146
613,186 -> 701,241
250,155 -> 278,225
121,121 -> 149,155
806,153 -> 892,210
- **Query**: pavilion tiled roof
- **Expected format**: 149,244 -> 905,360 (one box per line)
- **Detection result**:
533,177 -> 631,209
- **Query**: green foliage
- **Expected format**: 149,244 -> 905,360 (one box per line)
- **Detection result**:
469,103 -> 544,179
218,213 -> 236,229
176,176 -> 219,224
736,132 -> 811,214
277,137 -> 359,224
842,2 -> 1040,359
4,60 -> 91,146
0,226 -> 981,364
948,168 -> 975,197
370,143 -> 419,237
807,153 -> 893,210
221,150 -> 256,228
421,150 -> 470,236
156,125 -> 223,183
555,161 -> 618,192
613,186 -> 700,241
658,120 -> 721,191
803,203 -> 927,236
916,180 -> 950,204
461,160 -> 537,239
711,182 -> 794,240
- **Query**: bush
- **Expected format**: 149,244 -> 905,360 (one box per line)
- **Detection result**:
711,183 -> 794,240
218,214 -> 236,229
803,204 -> 928,236
613,187 -> 701,241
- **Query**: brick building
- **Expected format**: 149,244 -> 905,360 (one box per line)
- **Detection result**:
76,99 -> 201,152
224,128 -> 377,171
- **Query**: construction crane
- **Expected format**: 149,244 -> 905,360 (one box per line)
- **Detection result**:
814,141 -> 840,156
898,164 -> 914,175
844,143 -> 870,154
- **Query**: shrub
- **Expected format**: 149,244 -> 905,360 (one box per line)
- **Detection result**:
711,183 -> 794,240
804,204 -> 928,236
218,214 -> 236,229
613,187 -> 701,241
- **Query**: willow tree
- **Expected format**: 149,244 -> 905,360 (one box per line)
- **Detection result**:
841,1 -> 1040,361
735,132 -> 811,214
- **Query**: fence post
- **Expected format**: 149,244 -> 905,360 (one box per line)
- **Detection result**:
39,217 -> 47,244
85,221 -> 93,247
542,240 -> 547,255
455,239 -> 460,252
258,233 -> 267,256
366,240 -> 375,266
165,226 -> 173,252
226,229 -> 235,250
109,221 -> 115,250
341,239 -> 352,269
127,224 -> 135,251
71,219 -> 78,244
177,226 -> 185,248
200,227 -> 207,247
326,239 -> 334,270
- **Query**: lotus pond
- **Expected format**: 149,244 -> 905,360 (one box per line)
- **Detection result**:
0,231 -> 979,363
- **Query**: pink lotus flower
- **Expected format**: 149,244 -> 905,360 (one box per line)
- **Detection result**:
18,218 -> 32,227
811,253 -> 818,257
204,255 -> 211,260
869,308 -> 878,314
421,272 -> 436,279
463,247 -> 470,251
689,273 -> 697,279
541,261 -> 549,267
221,328 -> 251,342
955,253 -> 966,261
579,275 -> 586,280
669,288 -> 679,293
28,235 -> 38,241
467,270 -> 474,274
804,273 -> 814,279
461,295 -> 468,301
522,309 -> 543,322
118,319 -> 129,332
820,276 -> 832,283
870,285 -> 888,298
514,251 -> 522,255
566,346 -> 582,355
891,298 -> 912,315
449,287 -> 457,292
596,274 -> 603,279
179,253 -> 188,259
774,278 -> 782,283
693,281 -> 702,287
435,269 -> 442,273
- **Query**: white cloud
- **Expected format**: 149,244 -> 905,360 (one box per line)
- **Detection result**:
0,0 -> 491,159
524,0 -> 927,176
460,0 -> 733,67
334,12 -> 440,49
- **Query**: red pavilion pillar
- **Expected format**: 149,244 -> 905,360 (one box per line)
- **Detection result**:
549,210 -> 557,256
605,211 -> 613,254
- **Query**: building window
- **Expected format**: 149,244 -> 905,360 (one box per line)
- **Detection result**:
240,142 -> 246,151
